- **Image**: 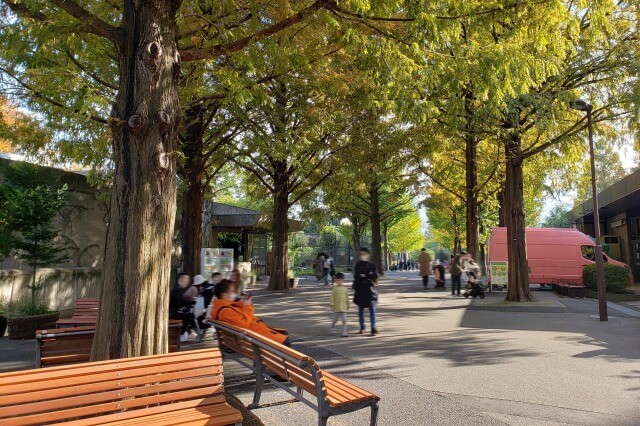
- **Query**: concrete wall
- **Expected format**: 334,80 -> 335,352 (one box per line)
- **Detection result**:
0,158 -> 108,270
0,268 -> 101,315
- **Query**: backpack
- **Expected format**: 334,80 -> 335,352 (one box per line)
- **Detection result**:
450,259 -> 462,276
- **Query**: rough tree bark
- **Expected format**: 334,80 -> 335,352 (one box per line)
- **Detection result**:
452,209 -> 461,253
92,0 -> 181,360
350,215 -> 362,256
369,182 -> 384,275
504,131 -> 532,301
463,90 -> 480,259
180,105 -> 207,276
383,222 -> 389,271
181,180 -> 205,276
270,164 -> 290,290
465,133 -> 479,259
497,187 -> 507,227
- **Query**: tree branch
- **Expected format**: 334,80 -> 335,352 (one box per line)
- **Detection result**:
181,0 -> 327,61
233,159 -> 275,193
49,0 -> 121,42
289,170 -> 333,207
65,50 -> 118,90
0,65 -> 109,125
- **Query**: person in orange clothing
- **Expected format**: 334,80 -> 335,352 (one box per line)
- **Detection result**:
209,279 -> 291,346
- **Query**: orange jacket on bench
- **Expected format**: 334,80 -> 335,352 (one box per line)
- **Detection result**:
210,299 -> 288,345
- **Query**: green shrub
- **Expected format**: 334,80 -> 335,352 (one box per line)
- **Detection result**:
8,297 -> 52,317
582,263 -> 629,294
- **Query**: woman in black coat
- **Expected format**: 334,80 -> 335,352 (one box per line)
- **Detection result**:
353,248 -> 379,336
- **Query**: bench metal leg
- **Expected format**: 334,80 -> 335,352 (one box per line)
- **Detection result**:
248,373 -> 264,409
370,402 -> 379,426
318,412 -> 329,426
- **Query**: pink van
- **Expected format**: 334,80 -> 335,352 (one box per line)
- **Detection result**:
486,227 -> 633,286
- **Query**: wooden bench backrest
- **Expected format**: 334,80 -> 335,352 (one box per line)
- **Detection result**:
37,321 -> 182,368
0,348 -> 224,426
213,321 -> 256,360
72,298 -> 99,318
244,329 -> 325,396
210,320 -> 326,398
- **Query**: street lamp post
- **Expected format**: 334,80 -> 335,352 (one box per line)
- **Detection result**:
570,99 -> 608,321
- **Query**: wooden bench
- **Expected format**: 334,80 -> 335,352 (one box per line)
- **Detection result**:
36,320 -> 182,368
211,320 -> 380,426
56,298 -> 99,328
0,348 -> 242,426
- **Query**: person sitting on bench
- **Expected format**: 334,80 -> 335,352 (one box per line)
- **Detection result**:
210,279 -> 291,346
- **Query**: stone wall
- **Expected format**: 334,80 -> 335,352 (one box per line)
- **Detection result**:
0,268 -> 101,315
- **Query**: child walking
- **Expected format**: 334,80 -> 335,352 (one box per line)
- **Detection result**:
330,272 -> 349,337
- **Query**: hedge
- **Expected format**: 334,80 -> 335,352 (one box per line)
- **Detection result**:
582,263 -> 629,294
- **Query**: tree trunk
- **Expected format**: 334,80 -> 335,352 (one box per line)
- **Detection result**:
269,170 -> 290,290
497,184 -> 507,227
370,183 -> 383,275
452,209 -> 461,253
465,134 -> 479,259
92,0 -> 181,360
180,105 -> 207,276
350,216 -> 362,270
504,132 -> 532,301
383,222 -> 389,271
181,181 -> 205,275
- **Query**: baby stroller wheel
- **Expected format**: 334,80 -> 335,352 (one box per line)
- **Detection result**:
479,293 -> 485,299
463,293 -> 469,298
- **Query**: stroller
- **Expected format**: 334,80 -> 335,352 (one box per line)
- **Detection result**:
462,272 -> 485,299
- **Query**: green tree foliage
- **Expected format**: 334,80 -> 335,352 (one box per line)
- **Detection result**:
387,210 -> 423,254
0,173 -> 68,309
539,205 -> 572,228
574,144 -> 627,205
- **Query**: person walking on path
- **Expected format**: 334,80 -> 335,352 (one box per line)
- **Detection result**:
320,253 -> 330,286
418,248 -> 432,289
326,254 -> 336,284
450,254 -> 463,296
330,272 -> 349,337
353,247 -> 379,336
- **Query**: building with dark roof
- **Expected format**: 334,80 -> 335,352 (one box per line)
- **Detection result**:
569,168 -> 640,282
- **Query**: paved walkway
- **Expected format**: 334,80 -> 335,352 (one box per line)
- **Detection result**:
2,273 -> 639,426
220,272 -> 640,425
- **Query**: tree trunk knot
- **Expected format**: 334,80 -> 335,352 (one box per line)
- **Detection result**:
158,111 -> 171,132
127,114 -> 145,132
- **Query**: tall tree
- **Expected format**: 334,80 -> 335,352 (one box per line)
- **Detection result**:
0,0 -> 350,359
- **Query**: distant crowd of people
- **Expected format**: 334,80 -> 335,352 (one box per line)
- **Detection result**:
169,247 -> 481,348
169,268 -> 290,344
417,249 -> 481,296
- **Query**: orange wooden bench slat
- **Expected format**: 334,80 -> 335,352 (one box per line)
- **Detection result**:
60,396 -> 227,426
0,349 -> 241,426
107,402 -> 243,426
1,366 -> 222,407
1,357 -> 221,397
5,376 -> 224,418
0,348 -> 220,387
5,384 -> 225,425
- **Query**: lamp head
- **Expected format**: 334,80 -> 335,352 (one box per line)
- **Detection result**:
569,99 -> 593,112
